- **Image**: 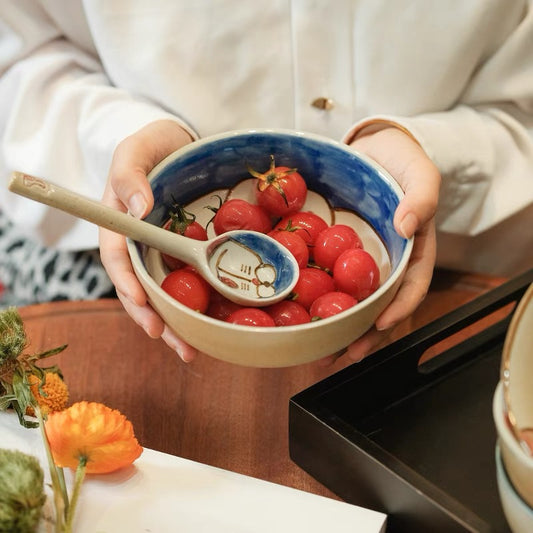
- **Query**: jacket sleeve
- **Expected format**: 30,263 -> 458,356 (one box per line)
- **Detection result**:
344,4 -> 533,238
0,1 -> 195,250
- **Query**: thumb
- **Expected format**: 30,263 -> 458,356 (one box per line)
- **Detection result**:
393,158 -> 441,239
103,120 -> 193,217
350,126 -> 441,240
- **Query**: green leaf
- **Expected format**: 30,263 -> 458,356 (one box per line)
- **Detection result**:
0,394 -> 16,410
34,344 -> 68,360
12,402 -> 39,428
12,370 -> 35,417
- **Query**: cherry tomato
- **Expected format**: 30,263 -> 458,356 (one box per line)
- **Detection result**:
161,268 -> 211,313
249,155 -> 307,217
267,229 -> 309,269
273,211 -> 328,258
309,291 -> 358,319
226,308 -> 276,327
211,198 -> 272,235
291,267 -> 335,310
161,205 -> 208,271
206,291 -> 243,321
313,224 -> 363,271
333,248 -> 380,301
265,300 -> 311,326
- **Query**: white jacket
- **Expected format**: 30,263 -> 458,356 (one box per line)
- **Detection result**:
1,0 -> 532,275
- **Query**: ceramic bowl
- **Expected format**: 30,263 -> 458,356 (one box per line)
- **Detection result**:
495,441 -> 533,533
493,381 -> 533,509
501,282 -> 533,445
127,129 -> 413,367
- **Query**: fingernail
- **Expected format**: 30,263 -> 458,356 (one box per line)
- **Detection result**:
162,338 -> 183,358
117,288 -> 139,308
128,192 -> 148,219
376,320 -> 396,332
174,345 -> 185,360
348,349 -> 366,363
399,212 -> 418,239
143,325 -> 159,339
179,350 -> 195,363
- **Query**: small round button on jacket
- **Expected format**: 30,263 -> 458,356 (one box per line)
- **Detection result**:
311,97 -> 335,110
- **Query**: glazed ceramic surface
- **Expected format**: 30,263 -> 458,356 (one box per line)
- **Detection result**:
501,282 -> 533,436
495,442 -> 533,533
127,129 -> 413,367
493,381 -> 533,510
206,230 -> 298,302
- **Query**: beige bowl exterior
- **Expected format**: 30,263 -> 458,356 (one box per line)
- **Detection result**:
501,282 -> 533,430
493,381 -> 533,509
130,252 -> 407,367
495,441 -> 533,533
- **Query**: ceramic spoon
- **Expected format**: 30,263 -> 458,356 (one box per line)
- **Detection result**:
8,172 -> 299,307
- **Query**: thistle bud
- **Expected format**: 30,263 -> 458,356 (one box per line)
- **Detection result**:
0,308 -> 26,366
0,448 -> 46,532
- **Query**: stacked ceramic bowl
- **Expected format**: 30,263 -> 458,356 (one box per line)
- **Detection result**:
493,282 -> 533,532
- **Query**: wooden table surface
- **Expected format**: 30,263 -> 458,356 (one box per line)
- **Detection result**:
18,268 -> 509,501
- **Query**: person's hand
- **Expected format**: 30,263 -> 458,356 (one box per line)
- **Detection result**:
320,126 -> 440,365
99,119 -> 200,362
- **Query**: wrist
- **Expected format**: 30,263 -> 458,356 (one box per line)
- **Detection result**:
344,118 -> 420,147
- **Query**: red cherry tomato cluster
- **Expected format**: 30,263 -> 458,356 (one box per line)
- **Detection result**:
160,156 -> 380,326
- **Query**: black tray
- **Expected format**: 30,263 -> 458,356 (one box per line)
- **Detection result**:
289,269 -> 533,533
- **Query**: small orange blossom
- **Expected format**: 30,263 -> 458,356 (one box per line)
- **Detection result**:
26,371 -> 69,416
45,401 -> 143,474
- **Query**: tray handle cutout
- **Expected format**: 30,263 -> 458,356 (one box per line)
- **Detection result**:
397,269 -> 533,379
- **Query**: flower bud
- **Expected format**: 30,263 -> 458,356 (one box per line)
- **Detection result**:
0,448 -> 46,532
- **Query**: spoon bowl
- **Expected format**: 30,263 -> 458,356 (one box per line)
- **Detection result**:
8,172 -> 299,306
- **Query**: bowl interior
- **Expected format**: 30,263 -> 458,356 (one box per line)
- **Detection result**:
141,130 -> 407,271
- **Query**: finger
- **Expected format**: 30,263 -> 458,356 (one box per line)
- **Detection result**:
162,326 -> 198,363
117,290 -> 198,362
394,156 -> 440,239
345,327 -> 392,362
317,349 -> 346,367
98,225 -> 146,303
116,290 -> 165,338
352,127 -> 440,239
375,219 -> 436,331
103,119 -> 193,217
104,146 -> 154,219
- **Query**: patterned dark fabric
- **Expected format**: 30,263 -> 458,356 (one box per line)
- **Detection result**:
0,210 -> 115,307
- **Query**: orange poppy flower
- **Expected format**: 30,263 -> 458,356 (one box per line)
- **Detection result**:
45,401 -> 143,474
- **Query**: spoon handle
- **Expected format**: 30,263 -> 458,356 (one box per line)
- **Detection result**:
8,171 -> 201,265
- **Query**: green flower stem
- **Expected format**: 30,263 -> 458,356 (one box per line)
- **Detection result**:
35,406 -> 68,532
64,457 -> 87,533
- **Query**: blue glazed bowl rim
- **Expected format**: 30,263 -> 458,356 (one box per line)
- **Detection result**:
148,127 -> 406,199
